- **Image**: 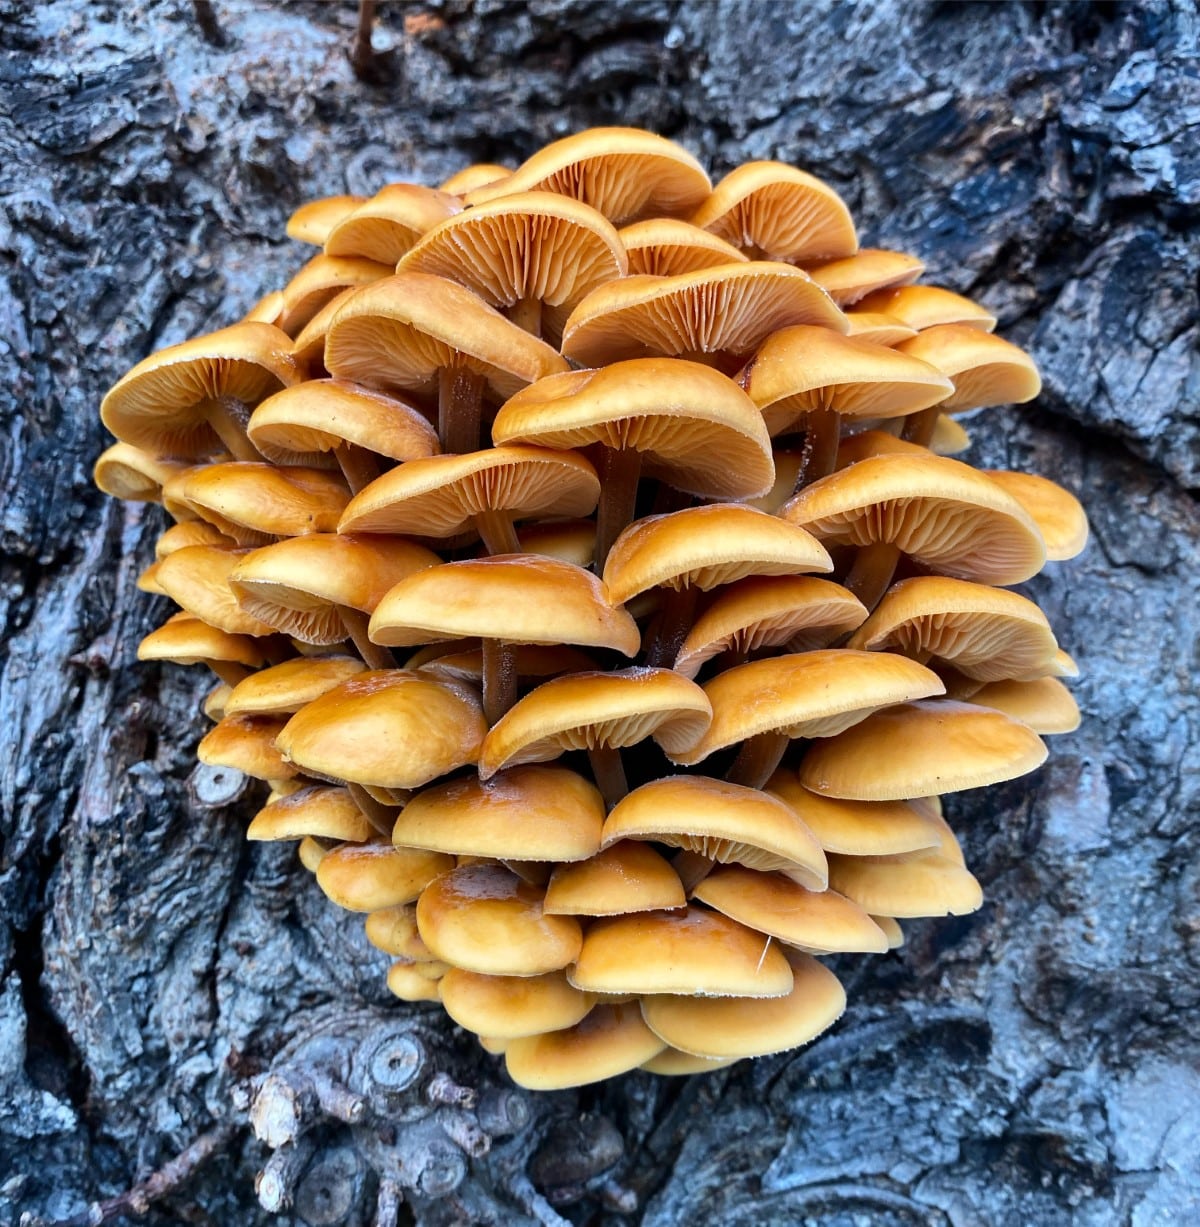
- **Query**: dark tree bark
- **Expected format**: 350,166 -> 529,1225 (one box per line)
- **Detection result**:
1,2 -> 1196,1224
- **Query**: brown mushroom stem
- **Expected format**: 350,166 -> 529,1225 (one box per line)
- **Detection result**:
206,398 -> 262,462
646,583 -> 700,668
260,639 -> 293,666
726,730 -> 790,790
333,443 -> 382,495
481,638 -> 519,726
795,407 -> 841,490
473,509 -> 522,554
587,746 -> 629,810
901,405 -> 941,447
504,859 -> 551,887
843,543 -> 901,613
208,661 -> 252,688
593,447 -> 643,572
346,782 -> 397,838
509,297 -> 543,338
439,366 -> 487,455
672,850 -> 717,893
336,605 -> 397,671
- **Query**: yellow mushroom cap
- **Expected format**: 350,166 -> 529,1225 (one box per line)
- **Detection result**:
464,127 -> 712,225
843,311 -> 919,347
368,555 -> 640,655
640,952 -> 845,1059
155,546 -> 277,637
286,194 -> 366,246
247,784 -> 375,843
693,865 -> 888,954
805,248 -> 925,307
982,471 -> 1089,561
276,670 -> 487,789
365,904 -> 433,959
561,262 -> 848,369
690,161 -> 857,263
968,676 -> 1082,735
439,969 -> 594,1039
154,521 -> 237,559
674,576 -> 868,679
93,443 -> 191,503
478,667 -> 712,778
640,1048 -> 742,1075
225,655 -> 366,717
856,284 -> 998,333
799,699 -> 1048,800
827,850 -> 983,918
416,862 -> 582,976
297,836 -> 329,874
323,183 -> 461,264
618,218 -> 748,276
390,766 -> 605,862
495,358 -> 775,499
569,906 -> 794,998
781,452 -> 1047,585
603,504 -> 832,605
897,324 -> 1041,411
197,713 -> 295,782
543,842 -> 687,916
670,650 -> 946,763
137,612 -> 267,670
316,842 -> 455,912
602,776 -> 829,891
504,1002 -> 668,1090
438,163 -> 512,195
277,254 -> 393,336
385,961 -> 445,1003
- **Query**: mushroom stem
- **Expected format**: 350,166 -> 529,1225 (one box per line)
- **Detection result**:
481,638 -> 518,726
260,639 -> 293,666
843,543 -> 900,613
672,850 -> 716,893
473,509 -> 522,554
901,405 -> 941,448
795,407 -> 841,490
333,442 -> 382,494
208,661 -> 252,688
646,582 -> 699,668
206,398 -> 262,462
346,782 -> 396,838
509,297 -> 543,338
726,730 -> 790,789
593,447 -> 643,572
337,605 -> 397,671
588,746 -> 629,810
439,366 -> 487,455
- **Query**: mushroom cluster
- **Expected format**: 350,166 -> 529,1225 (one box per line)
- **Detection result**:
95,128 -> 1088,1090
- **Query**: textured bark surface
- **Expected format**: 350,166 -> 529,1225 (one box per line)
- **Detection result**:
1,1 -> 1198,1224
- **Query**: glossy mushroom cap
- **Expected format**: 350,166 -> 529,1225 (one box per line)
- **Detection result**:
197,713 -> 295,782
439,969 -> 593,1039
225,655 -> 366,717
277,254 -> 392,336
156,546 -> 277,636
983,471 -> 1089,561
543,842 -> 687,916
968,676 -> 1082,734
618,218 -> 748,276
322,183 -> 461,264
316,842 -> 455,912
897,324 -> 1041,411
93,443 -> 191,503
856,284 -> 997,332
286,194 -> 365,246
805,249 -> 925,306
247,784 -> 375,843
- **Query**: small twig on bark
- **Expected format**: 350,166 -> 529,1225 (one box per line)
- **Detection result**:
192,0 -> 228,48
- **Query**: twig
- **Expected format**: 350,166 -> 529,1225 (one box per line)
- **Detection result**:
192,0 -> 227,47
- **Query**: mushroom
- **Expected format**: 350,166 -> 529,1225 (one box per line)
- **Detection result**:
618,218 -> 748,276
543,842 -> 687,916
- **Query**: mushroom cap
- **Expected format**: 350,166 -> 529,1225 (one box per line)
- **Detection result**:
197,713 -> 295,782
982,471 -> 1089,561
100,322 -> 298,459
286,194 -> 366,246
930,414 -> 972,454
873,914 -> 905,948
826,849 -> 984,917
799,699 -> 1048,800
561,262 -> 848,368
156,546 -> 277,636
94,443 -> 191,503
415,862 -> 583,976
463,127 -> 712,225
438,163 -> 513,195
569,906 -> 793,997
276,670 -> 487,789
897,324 -> 1041,411
516,519 -> 596,568
243,291 -> 285,327
640,952 -> 845,1059
225,655 -> 366,717
848,575 -> 1059,681
602,776 -> 829,891
478,667 -> 712,778
248,379 -> 440,466
385,962 -> 445,1003
137,611 -> 267,669
409,642 -> 597,687
640,1048 -> 742,1075
843,311 -> 919,347
780,453 -> 1047,585
316,842 -> 456,912
390,766 -> 605,862
543,842 -> 687,916
154,521 -> 237,559
492,358 -> 774,501
856,284 -> 997,333
764,771 -> 945,856
603,505 -> 833,604
690,161 -> 857,263
618,218 -> 748,276
364,904 -> 433,959
692,866 -> 889,954
439,969 -> 594,1039
397,191 -> 627,344
325,272 -> 568,401
804,248 -> 925,307
337,446 -> 600,538
673,576 -> 868,679
669,650 -> 946,763
296,836 -> 328,873
368,555 -> 640,654
743,325 -> 954,435
278,254 -> 394,336
968,676 -> 1082,734
504,1002 -> 667,1090
323,183 -> 461,264
247,784 -> 375,843
174,462 -> 350,545
290,287 -> 357,376
229,534 -> 439,643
